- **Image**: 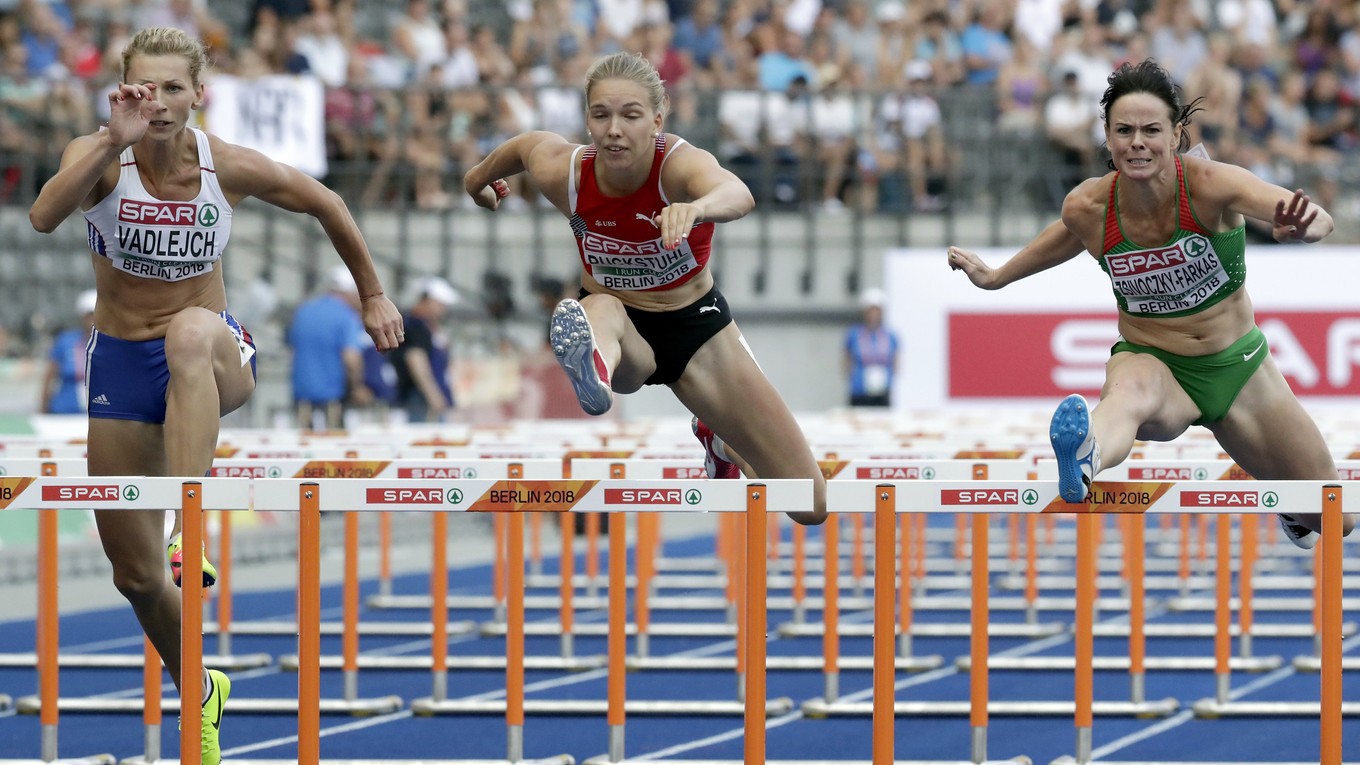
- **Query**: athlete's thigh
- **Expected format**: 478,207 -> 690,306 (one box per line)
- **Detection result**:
1102,352 -> 1199,441
669,324 -> 819,480
1208,356 -> 1336,480
579,294 -> 655,393
166,308 -> 256,415
89,418 -> 168,567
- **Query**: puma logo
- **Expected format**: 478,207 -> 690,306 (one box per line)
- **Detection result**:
1243,340 -> 1266,362
636,213 -> 659,228
697,298 -> 720,315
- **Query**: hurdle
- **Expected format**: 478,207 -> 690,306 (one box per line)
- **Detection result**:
1054,483 -> 1349,765
0,462 -> 115,765
250,477 -> 809,763
264,458 -> 604,672
0,457 -> 271,672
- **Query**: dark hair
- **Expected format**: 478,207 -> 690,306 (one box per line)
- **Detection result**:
1100,59 -> 1204,169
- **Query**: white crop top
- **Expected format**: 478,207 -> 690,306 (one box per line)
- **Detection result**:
83,128 -> 233,282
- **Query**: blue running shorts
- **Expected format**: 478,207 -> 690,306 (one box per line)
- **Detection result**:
87,311 -> 257,424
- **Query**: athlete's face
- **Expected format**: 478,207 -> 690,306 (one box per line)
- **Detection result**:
1105,92 -> 1180,180
124,54 -> 203,139
586,78 -> 663,168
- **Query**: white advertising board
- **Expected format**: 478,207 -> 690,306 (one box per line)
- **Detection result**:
885,246 -> 1360,408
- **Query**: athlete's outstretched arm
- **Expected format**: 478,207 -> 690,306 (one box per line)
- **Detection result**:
1203,159 -> 1334,243
463,131 -> 571,210
215,140 -> 403,350
31,84 -> 161,232
655,142 -> 754,250
948,218 -> 1087,290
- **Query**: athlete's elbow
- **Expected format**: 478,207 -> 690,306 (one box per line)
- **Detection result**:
29,208 -> 59,234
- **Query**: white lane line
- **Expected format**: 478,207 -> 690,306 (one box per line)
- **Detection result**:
1090,630 -> 1360,760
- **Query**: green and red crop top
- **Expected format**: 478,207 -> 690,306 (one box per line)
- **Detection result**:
1098,156 -> 1246,318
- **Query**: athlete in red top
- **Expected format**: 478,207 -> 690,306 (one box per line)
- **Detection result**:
464,51 -> 825,525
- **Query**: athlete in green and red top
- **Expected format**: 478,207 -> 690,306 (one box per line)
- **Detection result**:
946,59 -> 1355,548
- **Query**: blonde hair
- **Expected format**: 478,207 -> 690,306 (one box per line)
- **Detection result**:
584,52 -> 668,118
121,27 -> 209,85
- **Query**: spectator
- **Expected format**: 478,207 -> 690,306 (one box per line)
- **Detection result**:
39,288 -> 95,415
1184,32 -> 1241,145
1015,0 -> 1065,56
995,37 -> 1048,136
1216,0 -> 1279,50
756,24 -> 816,92
1149,12 -> 1207,86
1269,69 -> 1337,211
871,1 -> 908,86
673,0 -> 724,86
287,266 -> 369,430
719,70 -> 806,206
469,23 -> 516,86
403,62 -> 456,209
959,0 -> 1012,87
829,0 -> 878,84
1293,7 -> 1341,80
508,0 -> 590,80
1044,69 -> 1099,199
843,288 -> 899,408
249,0 -> 311,35
294,8 -> 349,88
1305,67 -> 1358,154
390,276 -> 458,423
19,0 -> 67,79
912,9 -> 964,86
887,60 -> 948,212
801,64 -> 858,212
391,0 -> 446,82
325,55 -> 402,206
356,333 -> 397,423
1054,24 -> 1115,104
438,17 -> 479,89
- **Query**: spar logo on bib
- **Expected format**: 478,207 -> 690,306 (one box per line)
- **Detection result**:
197,203 -> 219,227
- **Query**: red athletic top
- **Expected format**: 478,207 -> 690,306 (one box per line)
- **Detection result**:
568,135 -> 715,292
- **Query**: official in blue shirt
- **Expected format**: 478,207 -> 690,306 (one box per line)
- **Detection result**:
41,289 -> 96,414
287,266 -> 367,429
844,288 -> 900,408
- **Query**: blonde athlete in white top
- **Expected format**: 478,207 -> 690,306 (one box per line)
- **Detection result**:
28,27 -> 402,765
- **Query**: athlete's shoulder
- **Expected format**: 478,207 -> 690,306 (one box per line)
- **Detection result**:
1061,173 -> 1112,222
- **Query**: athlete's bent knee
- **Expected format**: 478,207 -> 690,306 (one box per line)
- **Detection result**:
111,562 -> 170,605
164,310 -> 219,372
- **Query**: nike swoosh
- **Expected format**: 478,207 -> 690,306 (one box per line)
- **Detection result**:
1243,341 -> 1266,362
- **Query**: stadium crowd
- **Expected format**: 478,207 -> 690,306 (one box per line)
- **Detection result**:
1,0 -> 1358,216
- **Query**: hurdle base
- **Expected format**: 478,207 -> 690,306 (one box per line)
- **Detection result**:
778,622 -> 1066,639
626,654 -> 945,672
957,655 -> 1283,672
119,759 -> 575,765
0,751 -> 113,756
1293,655 -> 1360,672
0,651 -> 272,671
1169,596 -> 1360,612
279,653 -> 607,672
1091,621 -> 1355,638
411,698 -> 796,717
582,759 -> 1032,765
205,620 -> 477,637
1193,699 -> 1360,718
1052,761 -> 1351,765
482,622 -> 736,637
802,698 -> 1179,718
15,695 -> 404,716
